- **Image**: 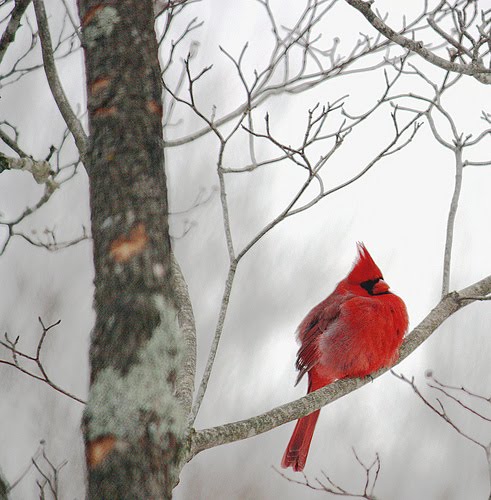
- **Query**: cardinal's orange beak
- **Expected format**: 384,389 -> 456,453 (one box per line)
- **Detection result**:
373,279 -> 390,294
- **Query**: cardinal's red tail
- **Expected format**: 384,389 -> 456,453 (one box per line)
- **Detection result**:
281,409 -> 320,471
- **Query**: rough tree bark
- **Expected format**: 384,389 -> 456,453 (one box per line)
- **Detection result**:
77,1 -> 183,497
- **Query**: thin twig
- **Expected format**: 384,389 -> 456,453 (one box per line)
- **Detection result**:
274,448 -> 381,498
393,371 -> 486,449
190,262 -> 237,425
0,318 -> 86,404
442,146 -> 463,296
164,0 -> 435,148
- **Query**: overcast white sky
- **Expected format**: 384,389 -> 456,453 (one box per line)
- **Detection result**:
1,1 -> 491,498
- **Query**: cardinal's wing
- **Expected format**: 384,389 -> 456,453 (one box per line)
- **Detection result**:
295,296 -> 341,386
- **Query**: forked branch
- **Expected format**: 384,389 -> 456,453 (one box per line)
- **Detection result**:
344,0 -> 491,84
393,370 -> 491,499
0,318 -> 86,404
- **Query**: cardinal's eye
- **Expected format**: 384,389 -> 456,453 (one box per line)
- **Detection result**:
360,277 -> 382,295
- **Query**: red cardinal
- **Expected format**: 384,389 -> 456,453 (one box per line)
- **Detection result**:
281,243 -> 408,471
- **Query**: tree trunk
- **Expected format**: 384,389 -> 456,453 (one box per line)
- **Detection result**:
77,1 -> 183,497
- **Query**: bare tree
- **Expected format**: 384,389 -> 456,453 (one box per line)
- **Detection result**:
0,0 -> 490,497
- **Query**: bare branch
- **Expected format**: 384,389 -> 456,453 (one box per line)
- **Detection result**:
11,227 -> 88,253
29,442 -> 66,500
0,123 -> 86,254
394,368 -> 491,498
217,143 -> 236,262
0,153 -> 52,184
428,370 -> 491,401
274,448 -> 381,498
190,261 -> 237,425
0,122 -> 28,157
0,318 -> 86,404
164,1 -> 437,148
171,254 -> 197,417
0,0 -> 31,65
442,146 -> 463,296
428,2 -> 473,60
344,0 -> 491,84
457,294 -> 491,300
237,111 -> 420,259
59,0 -> 83,44
5,443 -> 44,494
426,379 -> 491,423
392,371 -> 485,448
388,65 -> 490,296
32,0 -> 88,160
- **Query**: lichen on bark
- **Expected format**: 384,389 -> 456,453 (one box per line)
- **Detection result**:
86,295 -> 184,442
